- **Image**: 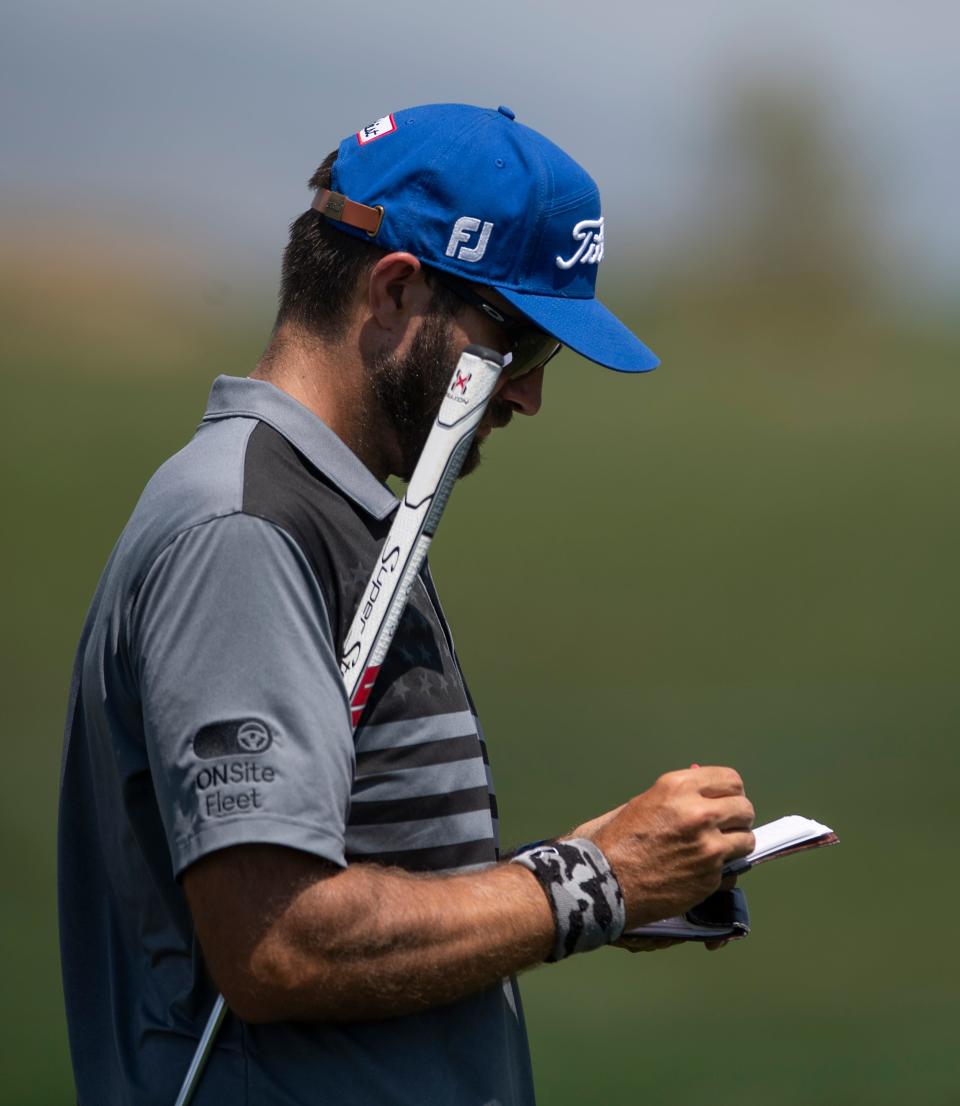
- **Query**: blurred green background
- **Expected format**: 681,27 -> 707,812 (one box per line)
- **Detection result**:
3,3 -> 959,1103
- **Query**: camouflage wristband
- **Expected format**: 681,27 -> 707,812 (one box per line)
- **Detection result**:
511,837 -> 626,962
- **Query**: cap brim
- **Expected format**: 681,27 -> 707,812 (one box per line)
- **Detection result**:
494,288 -> 659,373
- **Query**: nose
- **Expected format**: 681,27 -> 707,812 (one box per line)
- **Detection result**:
498,364 -> 544,416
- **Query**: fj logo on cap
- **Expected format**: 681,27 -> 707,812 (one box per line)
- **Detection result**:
446,217 -> 494,263
357,114 -> 397,145
556,217 -> 605,270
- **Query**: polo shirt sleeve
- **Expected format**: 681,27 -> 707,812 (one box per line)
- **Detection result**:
130,512 -> 354,878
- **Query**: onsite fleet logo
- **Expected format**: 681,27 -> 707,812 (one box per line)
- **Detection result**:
237,720 -> 271,752
556,216 -> 605,269
192,719 -> 277,819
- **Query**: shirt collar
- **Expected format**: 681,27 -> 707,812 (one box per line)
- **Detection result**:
201,375 -> 398,520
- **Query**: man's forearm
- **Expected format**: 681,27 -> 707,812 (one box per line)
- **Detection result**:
188,769 -> 756,1024
199,851 -> 554,1023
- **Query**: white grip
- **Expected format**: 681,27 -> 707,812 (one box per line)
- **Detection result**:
340,346 -> 506,706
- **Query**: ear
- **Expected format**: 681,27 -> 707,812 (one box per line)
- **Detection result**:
366,252 -> 432,335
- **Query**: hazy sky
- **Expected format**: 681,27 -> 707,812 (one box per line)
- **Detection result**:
3,0 -> 958,290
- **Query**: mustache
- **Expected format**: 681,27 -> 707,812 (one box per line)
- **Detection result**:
485,398 -> 514,430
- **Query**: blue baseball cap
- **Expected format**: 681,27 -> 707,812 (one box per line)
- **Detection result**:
314,103 -> 658,374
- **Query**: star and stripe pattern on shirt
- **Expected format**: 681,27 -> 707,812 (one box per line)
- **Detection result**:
346,709 -> 499,873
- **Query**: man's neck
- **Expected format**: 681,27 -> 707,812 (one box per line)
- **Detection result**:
250,326 -> 396,481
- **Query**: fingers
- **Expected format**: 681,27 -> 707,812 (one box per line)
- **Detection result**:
718,829 -> 756,862
614,936 -> 682,954
712,795 -> 755,832
616,936 -> 734,954
657,766 -> 748,803
689,766 -> 745,798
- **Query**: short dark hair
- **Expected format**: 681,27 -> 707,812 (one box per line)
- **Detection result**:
273,151 -> 381,341
274,151 -> 460,342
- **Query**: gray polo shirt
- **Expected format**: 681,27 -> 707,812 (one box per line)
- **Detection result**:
58,375 -> 535,1106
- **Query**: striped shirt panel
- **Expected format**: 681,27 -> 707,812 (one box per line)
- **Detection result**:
345,837 -> 497,873
347,709 -> 498,872
354,709 -> 479,752
352,756 -> 489,801
346,808 -> 494,854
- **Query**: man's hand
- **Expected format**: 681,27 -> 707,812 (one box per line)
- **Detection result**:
609,872 -> 742,955
576,766 -> 755,930
613,936 -> 682,953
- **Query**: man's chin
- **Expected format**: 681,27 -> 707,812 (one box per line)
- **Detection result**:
458,403 -> 513,478
458,437 -> 484,478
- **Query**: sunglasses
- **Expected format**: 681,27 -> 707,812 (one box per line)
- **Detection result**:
429,270 -> 562,380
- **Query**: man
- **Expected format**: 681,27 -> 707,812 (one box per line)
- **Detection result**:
59,103 -> 755,1105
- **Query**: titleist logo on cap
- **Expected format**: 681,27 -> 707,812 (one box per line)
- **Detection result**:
556,217 -> 605,270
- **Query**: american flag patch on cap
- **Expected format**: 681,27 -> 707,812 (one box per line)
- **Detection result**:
357,114 -> 397,145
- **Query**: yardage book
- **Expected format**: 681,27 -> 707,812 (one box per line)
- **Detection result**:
623,815 -> 838,942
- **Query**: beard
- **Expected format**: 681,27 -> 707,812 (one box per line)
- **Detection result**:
369,312 -> 514,481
